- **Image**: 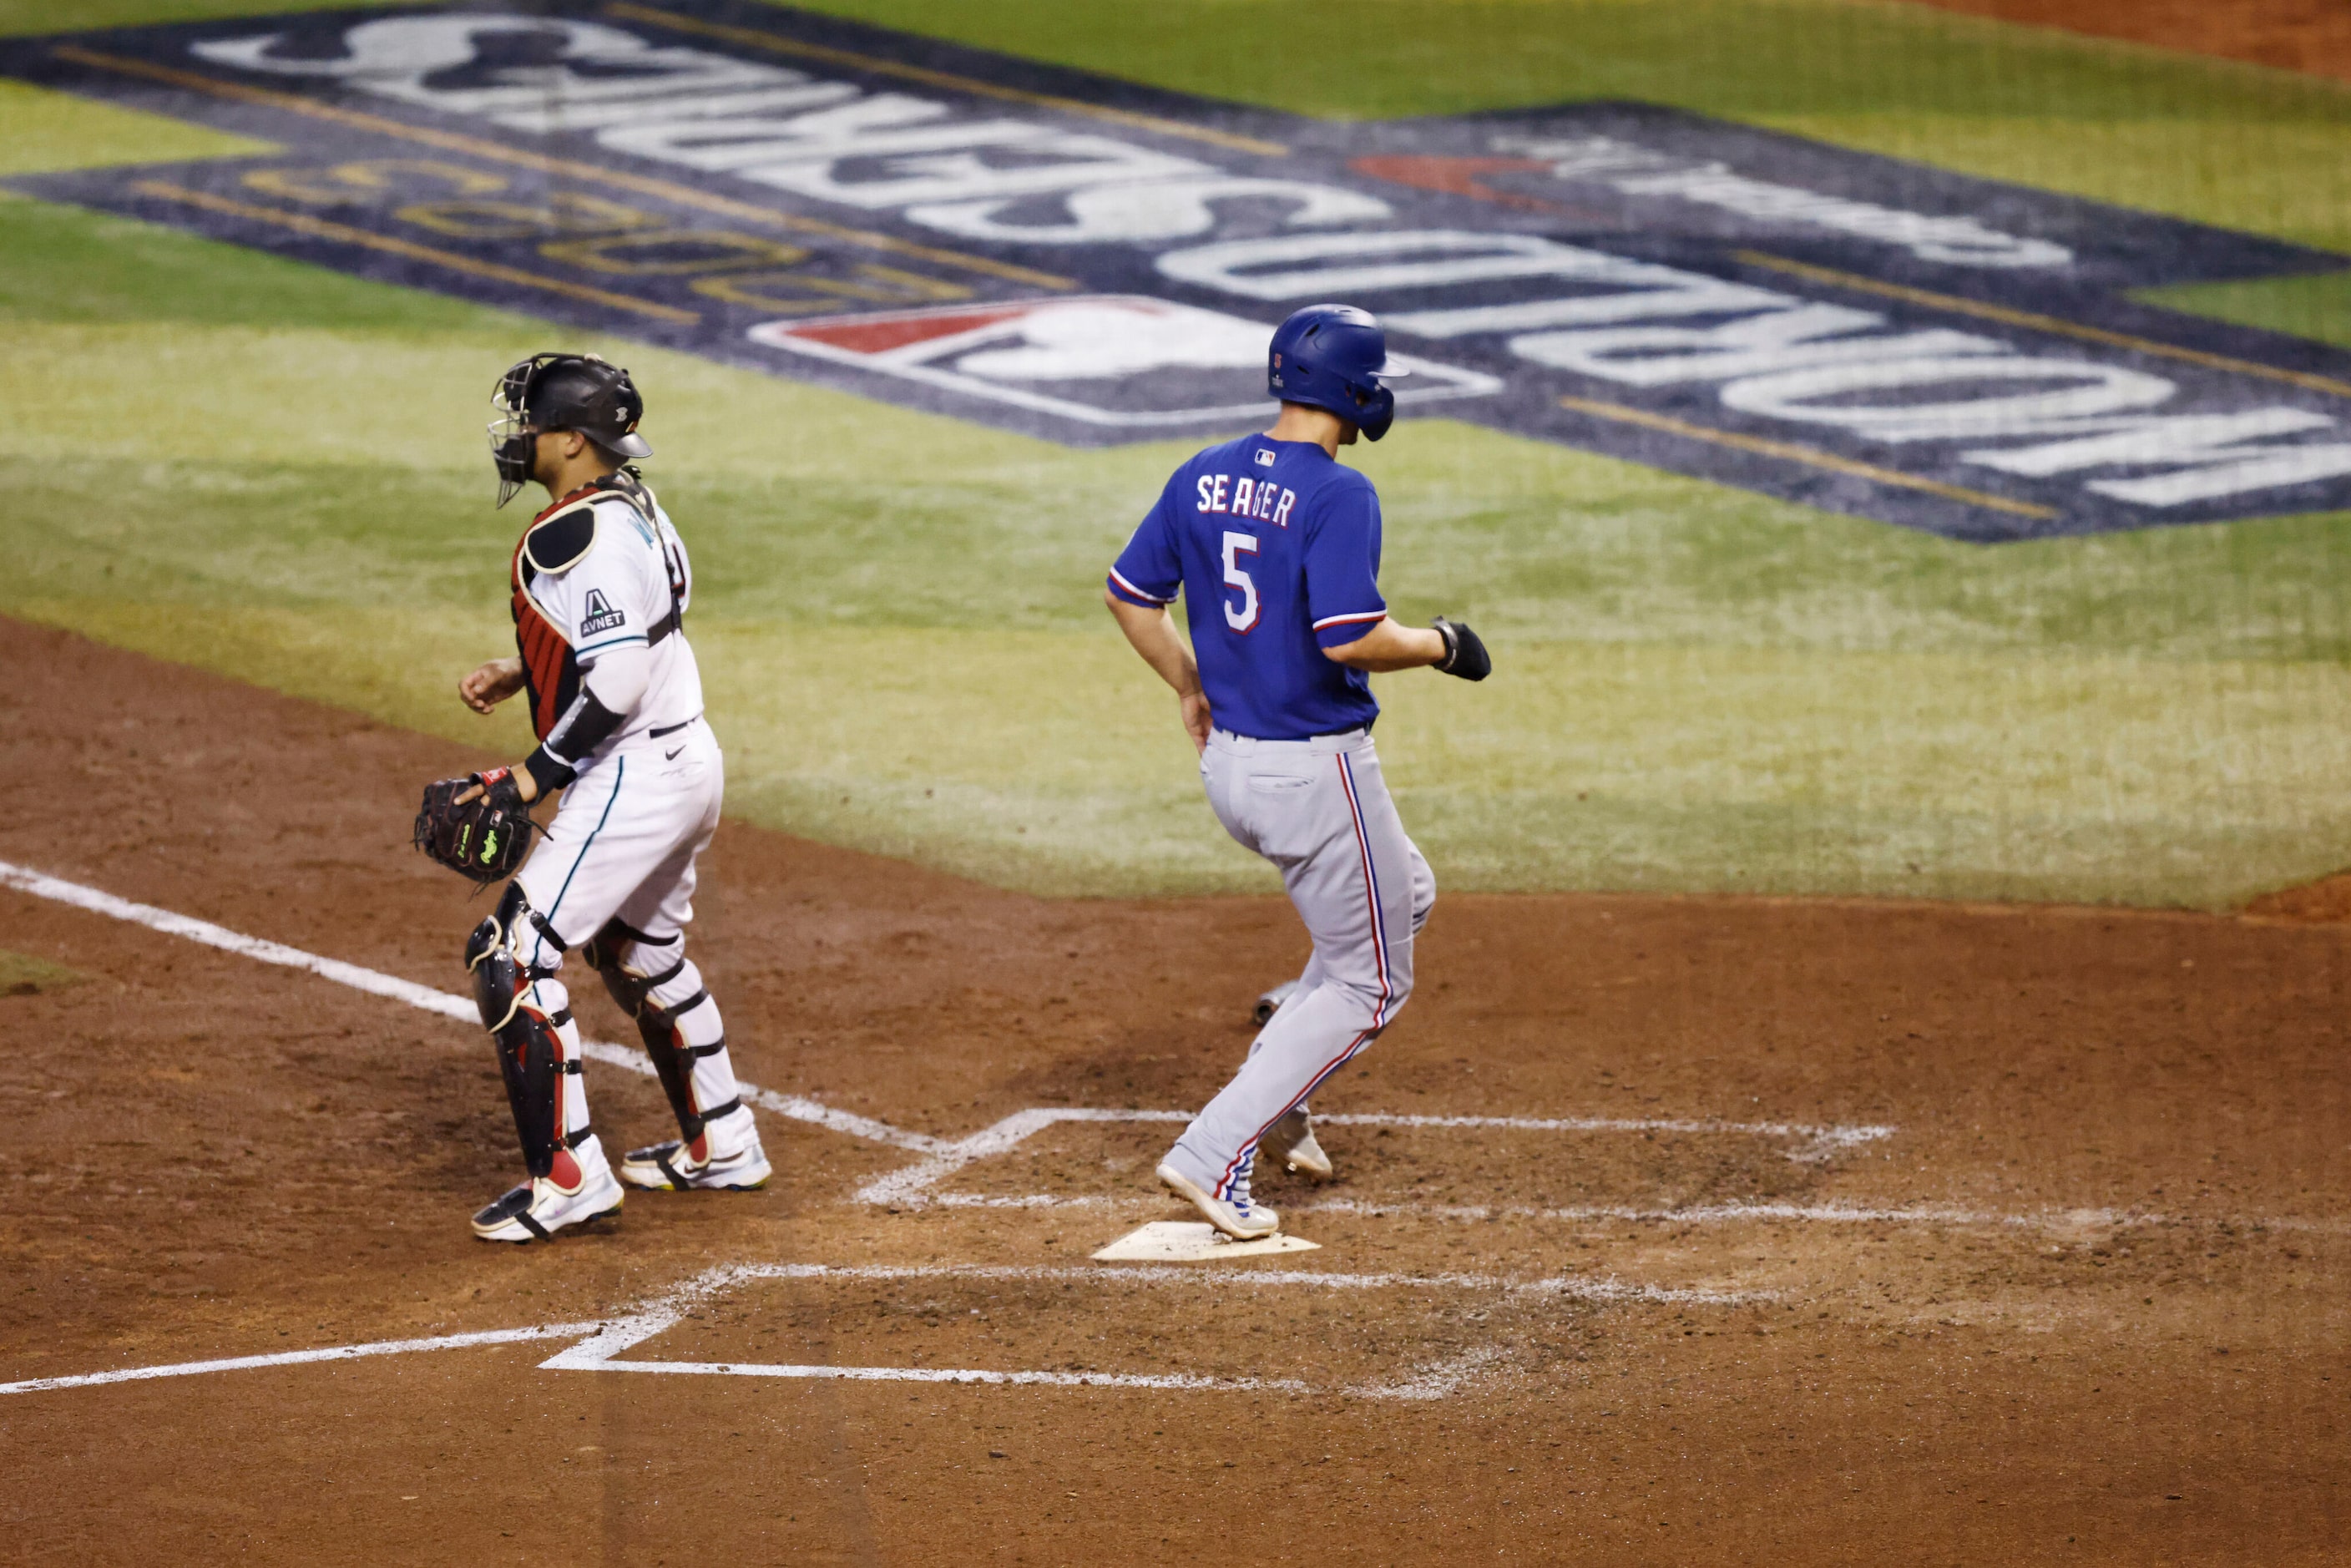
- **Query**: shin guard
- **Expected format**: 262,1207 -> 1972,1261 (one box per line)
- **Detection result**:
584,920 -> 737,1148
494,995 -> 565,1179
468,887 -> 575,1180
636,994 -> 738,1146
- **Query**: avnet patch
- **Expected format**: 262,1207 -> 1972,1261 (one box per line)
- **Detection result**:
11,1 -> 2351,539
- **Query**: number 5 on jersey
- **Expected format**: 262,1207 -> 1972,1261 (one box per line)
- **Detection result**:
1221,530 -> 1260,633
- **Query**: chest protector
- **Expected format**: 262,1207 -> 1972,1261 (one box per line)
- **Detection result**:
509,468 -> 687,741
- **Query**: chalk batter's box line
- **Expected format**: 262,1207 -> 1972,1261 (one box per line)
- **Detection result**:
0,863 -> 2335,1403
539,1259 -> 1772,1398
0,1260 -> 1764,1400
8,857 -> 2338,1244
0,857 -> 1883,1178
0,855 -> 2197,1239
852,1103 -> 1898,1211
0,858 -> 1895,1198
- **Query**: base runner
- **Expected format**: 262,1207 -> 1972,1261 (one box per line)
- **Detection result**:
1105,305 -> 1490,1239
414,353 -> 769,1243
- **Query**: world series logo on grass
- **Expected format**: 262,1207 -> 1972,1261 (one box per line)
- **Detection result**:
12,1 -> 2351,539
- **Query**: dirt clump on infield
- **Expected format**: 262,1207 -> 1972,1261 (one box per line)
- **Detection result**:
3,614 -> 2347,1565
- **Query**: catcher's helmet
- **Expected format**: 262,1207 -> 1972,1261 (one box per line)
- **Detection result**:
1267,304 -> 1409,442
488,352 -> 651,507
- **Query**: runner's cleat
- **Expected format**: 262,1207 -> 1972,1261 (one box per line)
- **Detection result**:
1157,1160 -> 1280,1241
1259,1106 -> 1332,1181
619,1130 -> 772,1191
470,1139 -> 624,1243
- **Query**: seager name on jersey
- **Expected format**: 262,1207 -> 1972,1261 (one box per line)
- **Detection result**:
1196,474 -> 1299,528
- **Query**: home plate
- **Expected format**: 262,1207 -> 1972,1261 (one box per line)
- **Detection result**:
1090,1221 -> 1321,1262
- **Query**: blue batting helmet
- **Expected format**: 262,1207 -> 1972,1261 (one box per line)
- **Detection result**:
1267,303 -> 1409,441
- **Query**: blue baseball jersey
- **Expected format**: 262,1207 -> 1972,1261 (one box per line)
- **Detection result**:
1109,433 -> 1387,741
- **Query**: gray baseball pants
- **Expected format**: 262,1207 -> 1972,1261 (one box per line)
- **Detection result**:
1165,726 -> 1435,1204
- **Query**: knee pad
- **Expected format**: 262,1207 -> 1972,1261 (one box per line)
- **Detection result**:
467,882 -> 566,1025
582,918 -> 685,1019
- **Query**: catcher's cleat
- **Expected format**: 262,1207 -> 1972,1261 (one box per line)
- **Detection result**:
1259,1106 -> 1332,1181
1251,979 -> 1301,1028
619,1120 -> 771,1191
1157,1161 -> 1280,1241
470,1139 -> 623,1243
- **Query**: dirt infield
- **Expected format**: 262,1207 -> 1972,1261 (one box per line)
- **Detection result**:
1908,0 -> 2351,82
1,612 -> 2347,1565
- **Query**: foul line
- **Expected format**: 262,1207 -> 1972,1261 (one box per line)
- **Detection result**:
1738,250 -> 2351,402
0,1322 -> 600,1396
0,858 -> 943,1156
1557,394 -> 2057,520
603,2 -> 1291,159
53,45 -> 1075,291
129,180 -> 700,324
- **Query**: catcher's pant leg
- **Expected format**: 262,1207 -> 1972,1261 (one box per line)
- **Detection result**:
509,733 -> 738,1155
597,736 -> 756,1159
1170,731 -> 1421,1201
513,747 -> 716,952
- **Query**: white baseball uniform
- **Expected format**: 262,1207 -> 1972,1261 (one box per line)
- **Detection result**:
504,472 -> 756,1161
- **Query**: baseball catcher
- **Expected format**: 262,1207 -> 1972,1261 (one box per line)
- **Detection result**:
417,352 -> 769,1243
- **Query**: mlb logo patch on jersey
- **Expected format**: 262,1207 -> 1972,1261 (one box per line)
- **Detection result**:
747,296 -> 1495,438
579,589 -> 626,639
1255,448 -> 1277,466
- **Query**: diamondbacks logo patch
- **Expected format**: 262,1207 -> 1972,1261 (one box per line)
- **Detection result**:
579,589 -> 625,640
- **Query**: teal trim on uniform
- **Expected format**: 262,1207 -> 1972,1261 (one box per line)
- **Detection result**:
545,755 -> 624,933
574,633 -> 649,657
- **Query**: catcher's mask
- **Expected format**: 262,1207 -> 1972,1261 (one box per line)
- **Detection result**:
488,352 -> 652,507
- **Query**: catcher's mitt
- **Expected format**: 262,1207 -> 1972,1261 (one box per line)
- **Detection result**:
415,768 -> 538,883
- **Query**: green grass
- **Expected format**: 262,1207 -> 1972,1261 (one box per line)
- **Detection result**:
0,950 -> 92,996
2136,271 -> 2351,355
0,78 -> 269,177
3,1 -> 2350,904
0,0 -> 377,36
